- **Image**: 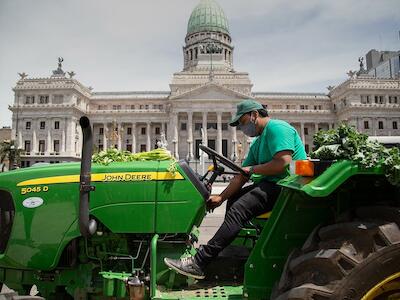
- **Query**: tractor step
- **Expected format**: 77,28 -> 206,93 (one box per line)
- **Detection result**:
155,284 -> 243,299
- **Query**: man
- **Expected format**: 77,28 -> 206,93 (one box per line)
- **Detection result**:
164,99 -> 307,279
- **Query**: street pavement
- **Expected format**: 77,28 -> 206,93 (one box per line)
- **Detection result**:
197,183 -> 228,245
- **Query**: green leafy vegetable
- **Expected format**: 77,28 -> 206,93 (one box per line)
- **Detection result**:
310,124 -> 400,186
92,148 -> 177,173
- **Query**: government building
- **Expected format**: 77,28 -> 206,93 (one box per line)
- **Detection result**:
9,0 -> 400,168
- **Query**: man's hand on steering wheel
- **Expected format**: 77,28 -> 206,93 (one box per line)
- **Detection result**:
199,145 -> 249,179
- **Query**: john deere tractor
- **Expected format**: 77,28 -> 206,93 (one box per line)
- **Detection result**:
0,116 -> 399,299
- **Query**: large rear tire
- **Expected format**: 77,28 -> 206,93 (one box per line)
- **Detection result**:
272,207 -> 400,300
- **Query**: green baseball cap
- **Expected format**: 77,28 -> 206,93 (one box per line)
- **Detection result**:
229,99 -> 264,127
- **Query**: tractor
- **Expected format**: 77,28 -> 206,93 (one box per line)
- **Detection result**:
0,116 -> 399,299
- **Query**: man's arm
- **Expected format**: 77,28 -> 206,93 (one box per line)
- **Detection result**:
244,150 -> 292,176
206,173 -> 248,210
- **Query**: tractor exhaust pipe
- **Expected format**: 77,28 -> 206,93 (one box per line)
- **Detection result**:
79,116 -> 97,237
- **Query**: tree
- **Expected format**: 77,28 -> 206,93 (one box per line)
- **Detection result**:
0,140 -> 23,171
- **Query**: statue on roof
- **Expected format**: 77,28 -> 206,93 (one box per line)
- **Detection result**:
51,57 -> 66,78
18,72 -> 28,80
58,57 -> 64,68
356,57 -> 367,76
67,71 -> 76,78
346,70 -> 356,79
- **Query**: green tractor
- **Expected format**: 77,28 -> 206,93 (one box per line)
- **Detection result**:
0,116 -> 400,299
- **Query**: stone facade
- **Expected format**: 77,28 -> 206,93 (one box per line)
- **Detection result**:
8,1 -> 400,168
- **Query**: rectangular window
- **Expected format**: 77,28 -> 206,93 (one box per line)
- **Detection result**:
39,95 -> 49,104
195,123 -> 202,131
126,144 -> 132,152
54,121 -> 60,130
207,123 -> 217,130
25,121 -> 31,130
145,105 -> 149,109
40,121 -> 45,130
361,95 -> 370,104
364,121 -> 369,129
112,105 -> 121,110
127,127 -> 132,135
181,123 -> 187,131
24,140 -> 31,152
155,127 -> 160,135
53,95 -> 64,104
25,96 -> 35,104
393,121 -> 398,130
98,145 -> 104,151
389,96 -> 399,104
378,121 -> 384,129
54,140 -> 60,152
99,127 -> 104,135
305,144 -> 309,153
222,123 -> 228,131
375,95 -> 385,104
131,105 -> 135,109
141,127 -> 146,135
140,144 -> 146,152
39,140 -> 45,153
304,128 -> 308,135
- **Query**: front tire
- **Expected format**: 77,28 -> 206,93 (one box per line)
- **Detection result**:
272,207 -> 400,300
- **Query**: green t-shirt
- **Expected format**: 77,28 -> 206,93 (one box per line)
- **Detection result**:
242,119 -> 307,182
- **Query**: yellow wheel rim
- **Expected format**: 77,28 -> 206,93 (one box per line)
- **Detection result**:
361,272 -> 400,300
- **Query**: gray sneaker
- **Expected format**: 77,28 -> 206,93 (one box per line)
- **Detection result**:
164,256 -> 205,280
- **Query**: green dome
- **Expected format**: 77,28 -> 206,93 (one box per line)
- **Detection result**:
187,0 -> 230,35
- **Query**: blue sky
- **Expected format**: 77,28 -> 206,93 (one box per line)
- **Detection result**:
0,0 -> 399,127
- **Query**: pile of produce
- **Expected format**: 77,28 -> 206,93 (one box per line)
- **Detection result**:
92,148 -> 177,173
309,124 -> 400,186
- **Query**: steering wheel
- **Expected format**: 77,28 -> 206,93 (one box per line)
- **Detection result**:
199,145 -> 249,178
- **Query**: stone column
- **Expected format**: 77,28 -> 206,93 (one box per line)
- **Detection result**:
161,122 -> 165,135
18,131 -> 22,150
103,123 -> 108,150
231,112 -> 238,161
46,127 -> 52,154
32,128 -> 37,154
71,120 -> 76,154
314,123 -> 319,135
172,114 -> 179,159
300,122 -> 305,145
62,126 -> 66,153
146,122 -> 151,151
65,118 -> 70,154
217,112 -> 222,155
117,123 -> 122,150
187,112 -> 194,160
202,112 -> 208,146
132,123 -> 136,153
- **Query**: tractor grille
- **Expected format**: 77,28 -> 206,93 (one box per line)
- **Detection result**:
0,190 -> 15,253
